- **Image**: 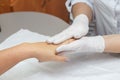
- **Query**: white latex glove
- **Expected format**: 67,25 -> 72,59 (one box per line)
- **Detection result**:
56,36 -> 105,53
47,14 -> 89,44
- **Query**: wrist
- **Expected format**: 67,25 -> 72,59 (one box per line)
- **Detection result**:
13,43 -> 34,60
0,43 -> 34,63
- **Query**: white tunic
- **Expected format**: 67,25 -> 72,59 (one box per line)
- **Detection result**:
66,0 -> 120,35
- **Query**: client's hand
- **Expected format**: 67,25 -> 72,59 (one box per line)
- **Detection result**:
0,39 -> 74,74
26,42 -> 67,62
22,39 -> 74,62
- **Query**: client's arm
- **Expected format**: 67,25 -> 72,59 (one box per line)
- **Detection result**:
0,39 -> 74,75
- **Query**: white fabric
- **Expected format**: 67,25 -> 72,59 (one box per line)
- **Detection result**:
57,36 -> 105,53
66,0 -> 120,35
116,1 -> 120,33
94,0 -> 119,35
0,29 -> 49,50
1,29 -> 120,80
47,14 -> 89,44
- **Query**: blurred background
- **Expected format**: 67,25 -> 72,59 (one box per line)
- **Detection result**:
0,0 -> 69,23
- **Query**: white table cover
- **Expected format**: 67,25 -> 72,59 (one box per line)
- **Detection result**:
1,29 -> 120,80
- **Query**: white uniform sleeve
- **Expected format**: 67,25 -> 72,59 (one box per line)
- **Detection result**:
65,0 -> 93,20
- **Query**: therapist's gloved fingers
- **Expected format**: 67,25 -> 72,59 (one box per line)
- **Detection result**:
52,31 -> 74,44
56,44 -> 73,53
73,32 -> 85,38
47,32 -> 64,43
47,38 -> 54,43
74,33 -> 83,39
53,35 -> 72,44
57,51 -> 75,56
73,28 -> 88,39
47,32 -> 72,44
56,40 -> 79,52
54,56 -> 68,62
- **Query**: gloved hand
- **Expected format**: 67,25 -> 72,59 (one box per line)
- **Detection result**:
56,36 -> 105,53
47,14 -> 89,44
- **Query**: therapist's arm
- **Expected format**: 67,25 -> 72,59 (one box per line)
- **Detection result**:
104,35 -> 120,53
72,2 -> 93,21
46,2 -> 93,44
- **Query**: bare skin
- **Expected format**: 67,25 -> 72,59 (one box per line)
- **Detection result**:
103,35 -> 120,53
72,2 -> 93,22
0,39 -> 74,75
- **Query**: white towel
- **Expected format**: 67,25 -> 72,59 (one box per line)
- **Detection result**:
1,29 -> 120,80
0,29 -> 49,50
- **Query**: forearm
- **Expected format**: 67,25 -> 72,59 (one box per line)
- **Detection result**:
0,43 -> 32,75
72,2 -> 93,22
103,35 -> 120,53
